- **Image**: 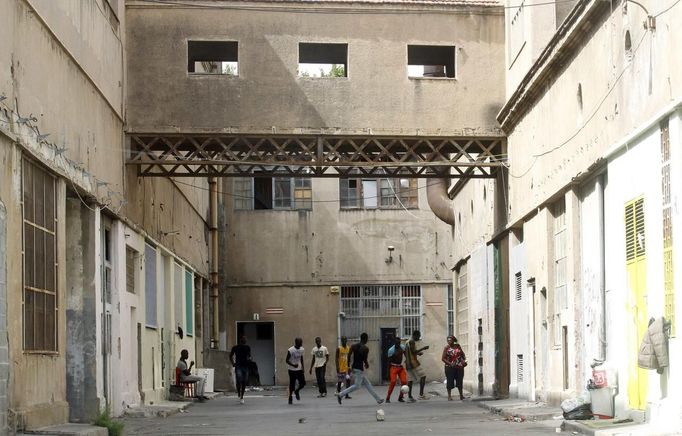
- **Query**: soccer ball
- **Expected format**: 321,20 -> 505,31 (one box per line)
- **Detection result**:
400,385 -> 409,394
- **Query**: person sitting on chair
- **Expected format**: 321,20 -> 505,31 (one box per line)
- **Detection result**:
177,349 -> 208,401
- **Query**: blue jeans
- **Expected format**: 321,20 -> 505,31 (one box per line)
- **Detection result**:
235,366 -> 249,385
339,369 -> 381,402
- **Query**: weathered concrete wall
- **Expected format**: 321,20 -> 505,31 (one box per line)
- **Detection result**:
0,199 -> 9,435
65,198 -> 100,423
227,283 -> 449,385
604,125 -> 668,417
126,1 -> 505,136
0,0 -> 211,424
504,3 -> 682,224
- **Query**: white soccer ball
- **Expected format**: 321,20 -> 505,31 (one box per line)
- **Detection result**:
400,385 -> 409,394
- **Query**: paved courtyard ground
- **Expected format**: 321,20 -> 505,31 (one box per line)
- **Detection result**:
122,385 -> 564,435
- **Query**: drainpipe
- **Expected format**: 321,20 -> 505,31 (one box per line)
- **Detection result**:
427,178 -> 455,225
596,174 -> 607,360
209,177 -> 220,348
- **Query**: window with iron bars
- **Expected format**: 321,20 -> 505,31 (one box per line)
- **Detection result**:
23,158 -> 58,352
340,178 -> 418,209
339,285 -> 421,340
233,177 -> 312,210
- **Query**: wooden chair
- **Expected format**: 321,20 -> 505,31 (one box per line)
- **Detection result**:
175,367 -> 196,398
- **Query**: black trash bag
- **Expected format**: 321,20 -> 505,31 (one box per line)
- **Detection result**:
248,360 -> 261,386
563,403 -> 593,420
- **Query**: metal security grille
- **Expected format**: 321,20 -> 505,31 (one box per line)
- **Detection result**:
22,158 -> 58,352
661,119 -> 675,336
517,354 -> 524,383
515,272 -> 522,301
340,285 -> 421,340
456,263 -> 469,355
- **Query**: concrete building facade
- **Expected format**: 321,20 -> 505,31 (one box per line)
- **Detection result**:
124,0 -> 505,385
450,0 -> 682,428
0,0 -> 211,431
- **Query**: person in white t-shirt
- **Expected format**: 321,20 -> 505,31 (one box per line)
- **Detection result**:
285,337 -> 306,405
309,337 -> 330,397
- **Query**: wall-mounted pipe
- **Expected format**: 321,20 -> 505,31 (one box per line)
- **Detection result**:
209,177 -> 219,348
427,178 -> 455,225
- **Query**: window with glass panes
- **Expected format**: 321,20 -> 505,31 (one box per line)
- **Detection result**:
233,177 -> 311,210
340,178 -> 417,209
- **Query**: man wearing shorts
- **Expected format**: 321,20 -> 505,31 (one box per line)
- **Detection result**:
406,330 -> 429,401
335,336 -> 352,398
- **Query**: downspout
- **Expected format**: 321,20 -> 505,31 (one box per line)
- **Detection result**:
596,174 -> 607,360
209,177 -> 220,348
427,178 -> 455,225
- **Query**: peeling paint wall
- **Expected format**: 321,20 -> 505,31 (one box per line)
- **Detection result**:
0,199 -> 9,436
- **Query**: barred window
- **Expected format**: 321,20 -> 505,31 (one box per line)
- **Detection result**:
340,178 -> 418,210
339,285 -> 422,340
126,247 -> 137,294
23,158 -> 58,352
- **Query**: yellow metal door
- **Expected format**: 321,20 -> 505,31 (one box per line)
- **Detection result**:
625,198 -> 648,410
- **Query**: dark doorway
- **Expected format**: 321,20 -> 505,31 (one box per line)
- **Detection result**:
380,328 -> 397,382
237,322 -> 275,386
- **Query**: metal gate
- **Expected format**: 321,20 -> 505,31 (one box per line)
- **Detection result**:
339,285 -> 422,342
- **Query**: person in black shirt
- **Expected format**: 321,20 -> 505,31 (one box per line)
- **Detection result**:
230,336 -> 252,404
336,332 -> 384,405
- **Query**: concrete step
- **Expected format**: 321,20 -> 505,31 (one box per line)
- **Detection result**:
20,424 -> 108,436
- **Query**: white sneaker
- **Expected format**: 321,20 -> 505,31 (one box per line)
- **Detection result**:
240,399 -> 245,405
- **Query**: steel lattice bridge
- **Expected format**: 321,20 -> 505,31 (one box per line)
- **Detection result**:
127,133 -> 506,178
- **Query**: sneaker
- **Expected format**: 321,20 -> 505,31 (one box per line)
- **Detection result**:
345,395 -> 352,399
385,399 -> 391,404
418,395 -> 429,400
295,390 -> 301,401
336,393 -> 342,405
240,399 -> 244,405
317,394 -> 323,398
288,397 -> 293,405
407,397 -> 416,403
321,393 -> 327,397
398,396 -> 405,403
377,399 -> 384,405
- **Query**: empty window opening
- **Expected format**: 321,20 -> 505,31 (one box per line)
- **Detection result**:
299,43 -> 347,77
577,83 -> 584,126
408,45 -> 456,78
624,31 -> 632,59
188,41 -> 238,75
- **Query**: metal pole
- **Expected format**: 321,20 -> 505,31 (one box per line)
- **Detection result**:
209,177 -> 220,348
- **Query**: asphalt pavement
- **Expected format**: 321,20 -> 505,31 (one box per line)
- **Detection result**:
121,384 -> 564,435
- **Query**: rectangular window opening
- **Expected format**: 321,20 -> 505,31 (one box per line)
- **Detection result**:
23,158 -> 58,352
299,43 -> 347,77
340,177 -> 418,210
408,45 -> 456,78
188,40 -> 238,76
515,272 -> 523,301
239,177 -> 312,211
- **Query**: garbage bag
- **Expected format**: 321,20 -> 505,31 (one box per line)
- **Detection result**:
563,403 -> 593,420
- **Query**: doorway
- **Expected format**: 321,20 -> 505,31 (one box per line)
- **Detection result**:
237,322 -> 275,386
380,328 -> 397,382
